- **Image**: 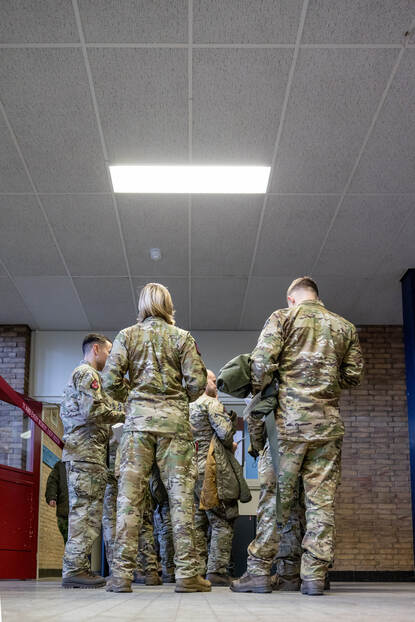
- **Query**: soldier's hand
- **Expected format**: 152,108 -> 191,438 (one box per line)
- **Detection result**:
232,442 -> 238,454
48,500 -> 57,507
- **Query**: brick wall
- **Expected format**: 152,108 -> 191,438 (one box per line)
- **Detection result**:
334,325 -> 413,571
0,325 -> 31,469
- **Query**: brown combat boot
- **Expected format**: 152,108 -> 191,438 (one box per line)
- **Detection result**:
271,573 -> 300,591
301,579 -> 324,596
230,573 -> 272,594
175,575 -> 212,592
106,576 -> 132,593
206,572 -> 232,587
145,572 -> 162,586
62,571 -> 105,589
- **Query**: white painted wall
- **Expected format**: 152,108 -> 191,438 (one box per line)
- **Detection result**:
30,330 -> 259,402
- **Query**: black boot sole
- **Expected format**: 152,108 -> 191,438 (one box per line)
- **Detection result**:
62,583 -> 105,589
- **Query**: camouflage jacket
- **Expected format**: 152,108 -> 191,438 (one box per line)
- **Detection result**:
60,360 -> 125,466
251,300 -> 364,442
102,316 -> 207,438
190,394 -> 237,479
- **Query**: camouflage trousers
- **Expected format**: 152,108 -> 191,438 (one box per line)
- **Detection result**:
135,488 -> 159,575
63,461 -> 107,577
111,431 -> 198,580
103,472 -> 158,574
102,471 -> 118,569
57,516 -> 68,544
194,499 -> 234,576
154,501 -> 175,576
248,438 -> 341,581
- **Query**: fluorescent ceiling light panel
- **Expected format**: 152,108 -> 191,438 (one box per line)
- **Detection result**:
109,165 -> 270,194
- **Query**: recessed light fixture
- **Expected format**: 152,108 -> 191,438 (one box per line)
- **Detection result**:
109,165 -> 270,194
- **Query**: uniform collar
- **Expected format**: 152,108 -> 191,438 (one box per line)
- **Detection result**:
298,299 -> 325,308
143,315 -> 165,324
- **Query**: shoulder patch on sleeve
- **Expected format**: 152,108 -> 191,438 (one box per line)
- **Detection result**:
90,379 -> 99,390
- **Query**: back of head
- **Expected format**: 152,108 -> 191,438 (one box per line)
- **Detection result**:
287,276 -> 319,306
82,333 -> 111,356
137,282 -> 175,325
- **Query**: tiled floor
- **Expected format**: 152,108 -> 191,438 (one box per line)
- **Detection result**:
1,580 -> 415,622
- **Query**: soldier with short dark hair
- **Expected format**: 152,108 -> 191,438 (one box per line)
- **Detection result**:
60,333 -> 125,589
231,276 -> 364,596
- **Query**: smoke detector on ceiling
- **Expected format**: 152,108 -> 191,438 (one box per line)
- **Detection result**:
150,248 -> 162,262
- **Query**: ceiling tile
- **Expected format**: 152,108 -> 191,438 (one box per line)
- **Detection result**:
193,0 -> 303,43
314,195 -> 413,276
0,195 -> 66,276
42,195 -> 127,276
133,277 -> 189,329
192,48 -> 293,163
88,48 -> 188,162
253,195 -> 337,276
74,277 -> 136,330
303,0 -> 414,44
0,118 -> 32,193
191,277 -> 247,330
0,49 -> 109,192
118,196 -> 188,276
241,276 -> 292,330
270,48 -> 399,193
350,50 -> 415,193
0,277 -> 34,325
79,0 -> 187,43
191,195 -> 263,276
14,276 -> 89,330
0,0 -> 79,43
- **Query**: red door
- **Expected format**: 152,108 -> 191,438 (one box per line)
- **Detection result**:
0,415 -> 41,579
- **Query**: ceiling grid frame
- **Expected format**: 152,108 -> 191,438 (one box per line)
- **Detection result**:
71,0 -> 137,320
237,0 -> 310,329
0,3 -> 413,330
311,16 -> 415,275
0,98 -> 91,329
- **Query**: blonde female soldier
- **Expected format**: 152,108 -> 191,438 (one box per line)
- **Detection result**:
103,283 -> 209,593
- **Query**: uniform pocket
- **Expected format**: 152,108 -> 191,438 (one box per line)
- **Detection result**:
69,463 -> 107,499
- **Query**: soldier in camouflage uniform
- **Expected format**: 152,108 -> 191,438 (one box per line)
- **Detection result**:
133,487 -> 161,585
103,283 -> 209,593
231,277 -> 363,596
190,370 -> 238,586
60,334 -> 125,589
150,464 -> 175,582
102,432 -> 162,584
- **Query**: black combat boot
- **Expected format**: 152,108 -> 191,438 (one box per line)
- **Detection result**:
206,572 -> 232,587
301,579 -> 324,596
62,571 -> 106,589
162,571 -> 175,583
230,573 -> 272,594
133,571 -> 145,584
